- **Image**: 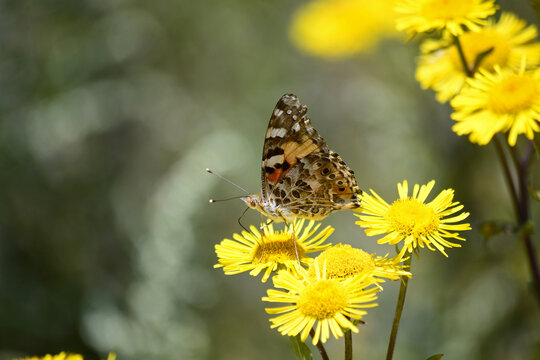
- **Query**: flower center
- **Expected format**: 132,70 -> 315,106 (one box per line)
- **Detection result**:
487,74 -> 538,114
310,245 -> 375,279
386,198 -> 439,237
421,0 -> 473,20
450,30 -> 510,70
297,280 -> 348,319
252,233 -> 305,264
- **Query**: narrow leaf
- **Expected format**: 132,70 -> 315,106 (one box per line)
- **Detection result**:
289,335 -> 312,360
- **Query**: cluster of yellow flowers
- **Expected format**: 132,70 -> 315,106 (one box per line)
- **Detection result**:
215,180 -> 470,344
15,352 -> 116,360
291,0 -> 540,147
396,0 -> 540,146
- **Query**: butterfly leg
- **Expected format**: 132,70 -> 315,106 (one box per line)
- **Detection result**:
237,207 -> 250,233
257,213 -> 268,265
260,218 -> 274,231
286,220 -> 301,267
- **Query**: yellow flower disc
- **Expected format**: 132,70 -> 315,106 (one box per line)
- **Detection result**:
487,74 -> 538,114
310,245 -> 375,279
386,199 -> 440,238
252,233 -> 305,264
297,280 -> 348,319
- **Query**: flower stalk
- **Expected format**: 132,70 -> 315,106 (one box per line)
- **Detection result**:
345,327 -> 353,360
310,329 -> 330,360
453,35 -> 473,77
385,255 -> 412,360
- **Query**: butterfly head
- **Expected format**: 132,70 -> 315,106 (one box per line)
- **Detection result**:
241,193 -> 263,211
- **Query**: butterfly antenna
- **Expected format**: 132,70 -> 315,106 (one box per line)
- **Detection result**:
209,195 -> 245,203
206,168 -> 249,194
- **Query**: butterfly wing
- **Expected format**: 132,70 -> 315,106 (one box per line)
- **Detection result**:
260,94 -> 361,220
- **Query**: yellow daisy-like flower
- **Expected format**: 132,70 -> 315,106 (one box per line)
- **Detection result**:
263,259 -> 379,345
16,353 -> 116,360
355,180 -> 471,259
308,244 -> 411,284
290,0 -> 399,59
395,0 -> 497,36
451,64 -> 540,146
214,219 -> 333,282
417,13 -> 540,103
15,354 -> 82,360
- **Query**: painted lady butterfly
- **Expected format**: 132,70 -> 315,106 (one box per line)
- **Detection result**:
242,94 -> 362,223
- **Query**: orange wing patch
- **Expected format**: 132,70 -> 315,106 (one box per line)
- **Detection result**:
267,168 -> 285,183
265,139 -> 319,184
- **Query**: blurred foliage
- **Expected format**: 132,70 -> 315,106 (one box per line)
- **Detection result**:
0,0 -> 538,359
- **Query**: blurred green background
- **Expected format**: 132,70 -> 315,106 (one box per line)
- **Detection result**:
0,0 -> 539,359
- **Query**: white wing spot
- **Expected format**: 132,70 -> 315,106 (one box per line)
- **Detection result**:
292,115 -> 297,120
286,109 -> 292,115
270,127 -> 287,138
266,154 -> 284,167
292,122 -> 301,132
274,109 -> 284,117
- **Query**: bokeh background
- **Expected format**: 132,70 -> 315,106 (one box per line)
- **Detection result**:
0,0 -> 539,359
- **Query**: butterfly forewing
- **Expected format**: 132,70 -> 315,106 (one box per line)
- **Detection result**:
258,94 -> 362,221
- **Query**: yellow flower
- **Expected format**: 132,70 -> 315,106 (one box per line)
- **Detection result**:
417,13 -> 540,102
451,64 -> 540,146
290,0 -> 399,59
355,180 -> 471,259
15,353 -> 116,360
395,0 -> 497,36
308,244 -> 411,284
263,259 -> 379,345
214,219 -> 333,282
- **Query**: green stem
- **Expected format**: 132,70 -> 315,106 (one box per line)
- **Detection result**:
453,35 -> 472,77
345,328 -> 352,360
493,135 -> 520,218
514,142 -> 540,306
310,329 -> 329,360
386,255 -> 412,360
494,137 -> 540,305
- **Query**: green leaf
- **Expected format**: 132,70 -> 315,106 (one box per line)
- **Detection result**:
351,319 -> 365,326
426,354 -> 444,360
289,335 -> 312,360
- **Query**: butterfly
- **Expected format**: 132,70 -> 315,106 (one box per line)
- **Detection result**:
241,94 -> 362,223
